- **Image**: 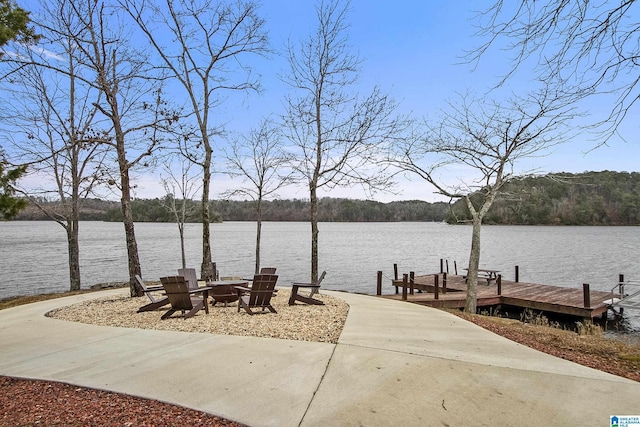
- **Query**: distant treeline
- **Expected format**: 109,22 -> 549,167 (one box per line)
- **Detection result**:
13,171 -> 640,225
15,197 -> 450,222
448,171 -> 640,225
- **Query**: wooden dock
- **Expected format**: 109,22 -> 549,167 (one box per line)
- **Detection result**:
379,273 -> 618,319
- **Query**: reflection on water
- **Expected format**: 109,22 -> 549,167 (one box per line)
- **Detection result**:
1,221 -> 638,331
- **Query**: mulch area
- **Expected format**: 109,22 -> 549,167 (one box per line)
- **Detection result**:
0,376 -> 246,427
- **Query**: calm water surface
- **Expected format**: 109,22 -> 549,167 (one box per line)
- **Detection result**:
1,221 -> 638,330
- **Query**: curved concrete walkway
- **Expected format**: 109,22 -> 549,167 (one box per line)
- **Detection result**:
0,289 -> 638,427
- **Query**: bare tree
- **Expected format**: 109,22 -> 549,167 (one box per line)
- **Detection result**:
161,159 -> 201,270
122,0 -> 269,281
469,0 -> 638,142
282,0 -> 407,282
19,0 -> 176,296
390,90 -> 575,312
1,2 -> 111,291
223,118 -> 291,274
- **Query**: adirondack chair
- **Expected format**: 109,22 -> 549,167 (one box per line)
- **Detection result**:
136,275 -> 170,312
288,271 -> 327,306
242,267 -> 277,286
178,268 -> 199,291
235,274 -> 279,315
159,276 -> 209,320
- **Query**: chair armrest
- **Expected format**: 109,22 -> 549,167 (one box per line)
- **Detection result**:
291,283 -> 320,288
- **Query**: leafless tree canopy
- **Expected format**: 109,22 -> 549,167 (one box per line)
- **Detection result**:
391,90 -> 575,312
281,0 -> 407,281
122,0 -> 269,281
161,159 -> 201,270
470,0 -> 639,141
396,90 -> 576,200
223,118 -> 291,273
282,0 -> 405,193
223,118 -> 291,203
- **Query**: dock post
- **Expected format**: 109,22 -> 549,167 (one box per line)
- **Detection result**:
440,258 -> 444,273
515,265 -> 519,283
619,274 -> 625,314
445,260 -> 449,274
376,271 -> 382,295
402,274 -> 408,301
454,261 -> 458,275
434,274 -> 439,300
394,264 -> 398,280
497,274 -> 502,295
409,271 -> 415,295
442,272 -> 447,294
583,283 -> 591,308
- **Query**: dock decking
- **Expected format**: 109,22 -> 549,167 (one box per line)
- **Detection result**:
381,273 -> 617,319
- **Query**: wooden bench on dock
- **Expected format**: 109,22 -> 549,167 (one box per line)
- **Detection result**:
464,268 -> 500,286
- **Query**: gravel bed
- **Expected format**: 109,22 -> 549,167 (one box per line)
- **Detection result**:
47,289 -> 349,344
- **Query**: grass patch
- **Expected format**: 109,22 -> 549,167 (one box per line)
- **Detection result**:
0,291 -> 94,311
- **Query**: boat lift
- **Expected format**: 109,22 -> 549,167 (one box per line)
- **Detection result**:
607,277 -> 640,312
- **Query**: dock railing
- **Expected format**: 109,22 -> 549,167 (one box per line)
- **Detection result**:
610,275 -> 640,311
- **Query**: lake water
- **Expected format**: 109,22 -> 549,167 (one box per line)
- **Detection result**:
1,221 -> 639,331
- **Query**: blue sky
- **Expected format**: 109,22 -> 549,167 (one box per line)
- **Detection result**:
14,0 -> 640,203
189,0 -> 638,203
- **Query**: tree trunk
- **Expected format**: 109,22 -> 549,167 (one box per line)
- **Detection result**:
116,131 -> 142,296
200,147 -> 215,281
255,201 -> 262,274
465,216 -> 482,313
310,185 -> 319,283
179,222 -> 186,270
66,219 -> 81,291
120,180 -> 142,297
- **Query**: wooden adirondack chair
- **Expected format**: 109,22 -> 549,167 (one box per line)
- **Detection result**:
288,271 -> 327,306
178,268 -> 199,291
159,276 -> 209,320
235,274 -> 279,315
136,275 -> 170,312
241,267 -> 277,287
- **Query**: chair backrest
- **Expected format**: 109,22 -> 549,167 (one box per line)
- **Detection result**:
160,276 -> 194,310
136,275 -> 159,303
248,274 -> 278,307
260,267 -> 277,274
178,268 -> 199,291
317,271 -> 327,285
